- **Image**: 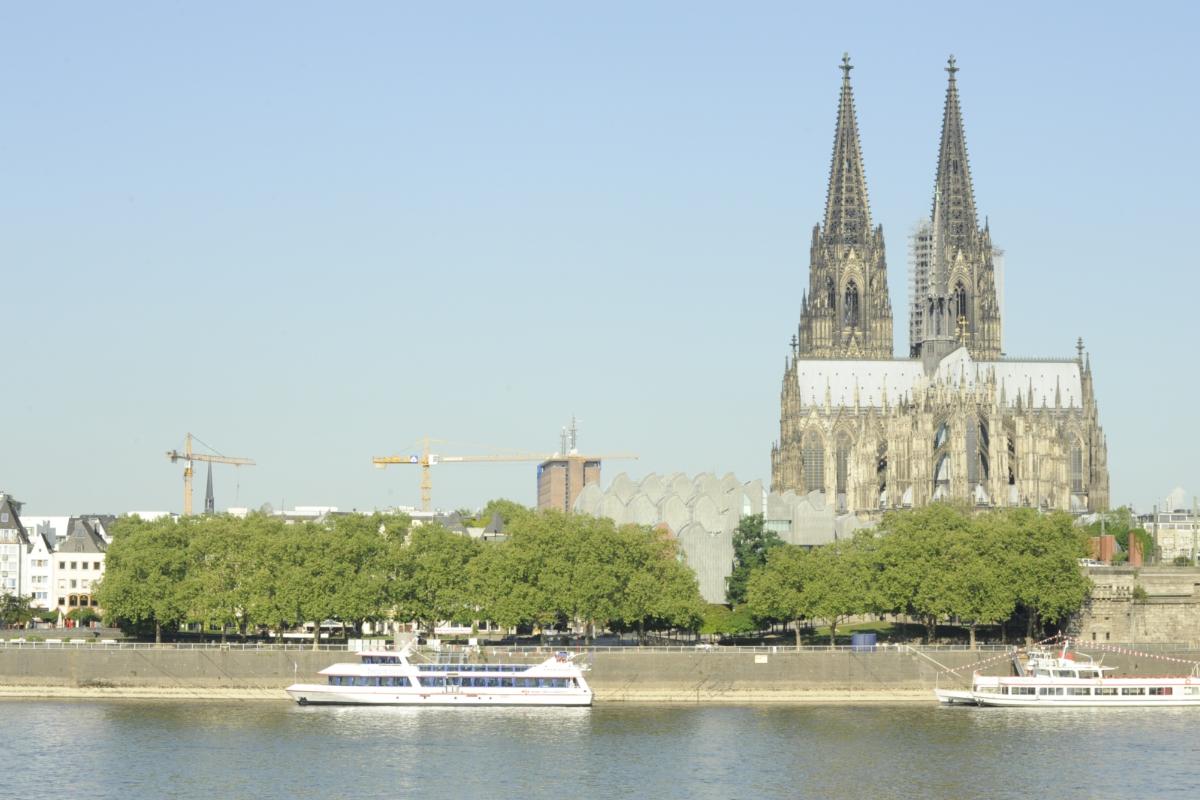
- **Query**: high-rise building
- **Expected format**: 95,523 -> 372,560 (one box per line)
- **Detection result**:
772,56 -> 1108,514
537,456 -> 601,513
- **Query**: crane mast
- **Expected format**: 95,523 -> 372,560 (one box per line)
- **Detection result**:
373,432 -> 636,512
165,432 -> 255,515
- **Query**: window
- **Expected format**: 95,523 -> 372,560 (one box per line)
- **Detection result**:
58,561 -> 65,570
82,562 -> 89,570
95,562 -> 102,571
1070,441 -> 1084,494
58,597 -> 65,606
953,281 -> 968,323
1121,687 -> 1145,696
843,281 -> 860,327
1149,687 -> 1172,696
69,580 -> 77,589
835,432 -> 852,510
1067,688 -> 1091,696
1095,687 -> 1118,696
1183,687 -> 1200,696
1038,687 -> 1063,696
1011,687 -> 1036,696
70,562 -> 77,570
1078,671 -> 1098,679
802,433 -> 825,494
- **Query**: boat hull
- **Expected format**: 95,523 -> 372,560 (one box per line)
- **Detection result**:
285,683 -> 592,707
934,689 -> 978,705
972,694 -> 1200,708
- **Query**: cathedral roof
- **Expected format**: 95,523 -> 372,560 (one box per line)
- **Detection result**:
794,347 -> 1084,409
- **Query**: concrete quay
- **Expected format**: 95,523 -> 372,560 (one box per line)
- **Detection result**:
3,643 -> 1197,703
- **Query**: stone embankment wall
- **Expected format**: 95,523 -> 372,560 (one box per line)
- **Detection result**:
1077,566 -> 1200,645
2,646 -> 1197,702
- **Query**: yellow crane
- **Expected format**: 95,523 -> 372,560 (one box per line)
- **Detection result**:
373,434 -> 636,512
166,432 -> 255,516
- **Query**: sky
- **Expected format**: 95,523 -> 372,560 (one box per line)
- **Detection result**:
2,2 -> 1197,516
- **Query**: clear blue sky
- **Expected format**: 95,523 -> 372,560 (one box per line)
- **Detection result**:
2,2 -> 1196,515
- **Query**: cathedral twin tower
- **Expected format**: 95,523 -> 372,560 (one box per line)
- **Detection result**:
772,56 -> 1109,515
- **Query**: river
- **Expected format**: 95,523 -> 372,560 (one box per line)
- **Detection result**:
4,700 -> 1197,799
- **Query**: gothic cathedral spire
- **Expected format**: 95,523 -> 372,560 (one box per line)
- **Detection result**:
796,54 -> 893,360
918,56 -> 1002,362
823,54 -> 872,251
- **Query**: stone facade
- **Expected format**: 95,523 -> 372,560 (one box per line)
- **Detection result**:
1074,567 -> 1200,645
772,57 -> 1109,515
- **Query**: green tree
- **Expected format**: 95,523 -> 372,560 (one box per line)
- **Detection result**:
388,525 -> 482,638
698,604 -> 758,637
1005,509 -> 1092,640
612,526 -> 705,639
475,498 -> 530,528
95,515 -> 191,643
745,545 -> 808,646
725,514 -> 783,605
875,504 -> 973,643
67,607 -> 102,627
945,513 -> 1017,649
181,516 -> 259,642
802,537 -> 877,646
0,593 -> 35,627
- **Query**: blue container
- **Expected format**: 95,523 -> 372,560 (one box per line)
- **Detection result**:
850,632 -> 877,652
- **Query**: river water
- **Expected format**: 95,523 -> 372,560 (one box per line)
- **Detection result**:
4,700 -> 1197,799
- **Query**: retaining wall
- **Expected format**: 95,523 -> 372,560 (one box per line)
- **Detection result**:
2,646 -> 1195,702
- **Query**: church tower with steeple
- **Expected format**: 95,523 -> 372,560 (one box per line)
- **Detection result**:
795,55 -> 894,361
773,56 -> 1108,516
915,56 -> 1002,363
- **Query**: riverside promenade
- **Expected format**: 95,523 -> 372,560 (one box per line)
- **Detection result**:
4,640 -> 1197,703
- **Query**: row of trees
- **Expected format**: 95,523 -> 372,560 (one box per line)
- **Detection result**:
742,505 -> 1093,647
96,508 -> 705,646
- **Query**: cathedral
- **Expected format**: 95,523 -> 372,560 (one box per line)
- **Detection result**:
771,56 -> 1109,515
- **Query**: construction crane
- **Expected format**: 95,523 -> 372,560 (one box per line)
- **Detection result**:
166,432 -> 255,516
373,433 -> 636,512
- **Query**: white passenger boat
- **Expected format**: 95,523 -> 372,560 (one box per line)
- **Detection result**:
286,647 -> 592,707
935,642 -> 1200,707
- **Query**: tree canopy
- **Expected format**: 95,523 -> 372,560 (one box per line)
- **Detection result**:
725,514 -> 783,605
747,505 -> 1092,646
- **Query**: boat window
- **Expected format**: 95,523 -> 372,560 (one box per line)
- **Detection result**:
1012,687 -> 1036,695
1067,688 -> 1091,696
1149,687 -> 1172,696
1094,687 -> 1118,696
1038,687 -> 1063,695
1184,687 -> 1200,696
1078,671 -> 1098,679
1121,687 -> 1145,695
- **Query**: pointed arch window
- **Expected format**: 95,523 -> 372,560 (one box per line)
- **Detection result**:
802,432 -> 825,494
826,277 -> 836,310
934,454 -> 951,499
953,281 -> 968,323
836,432 -> 852,510
1070,440 -> 1084,494
844,281 -> 859,327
